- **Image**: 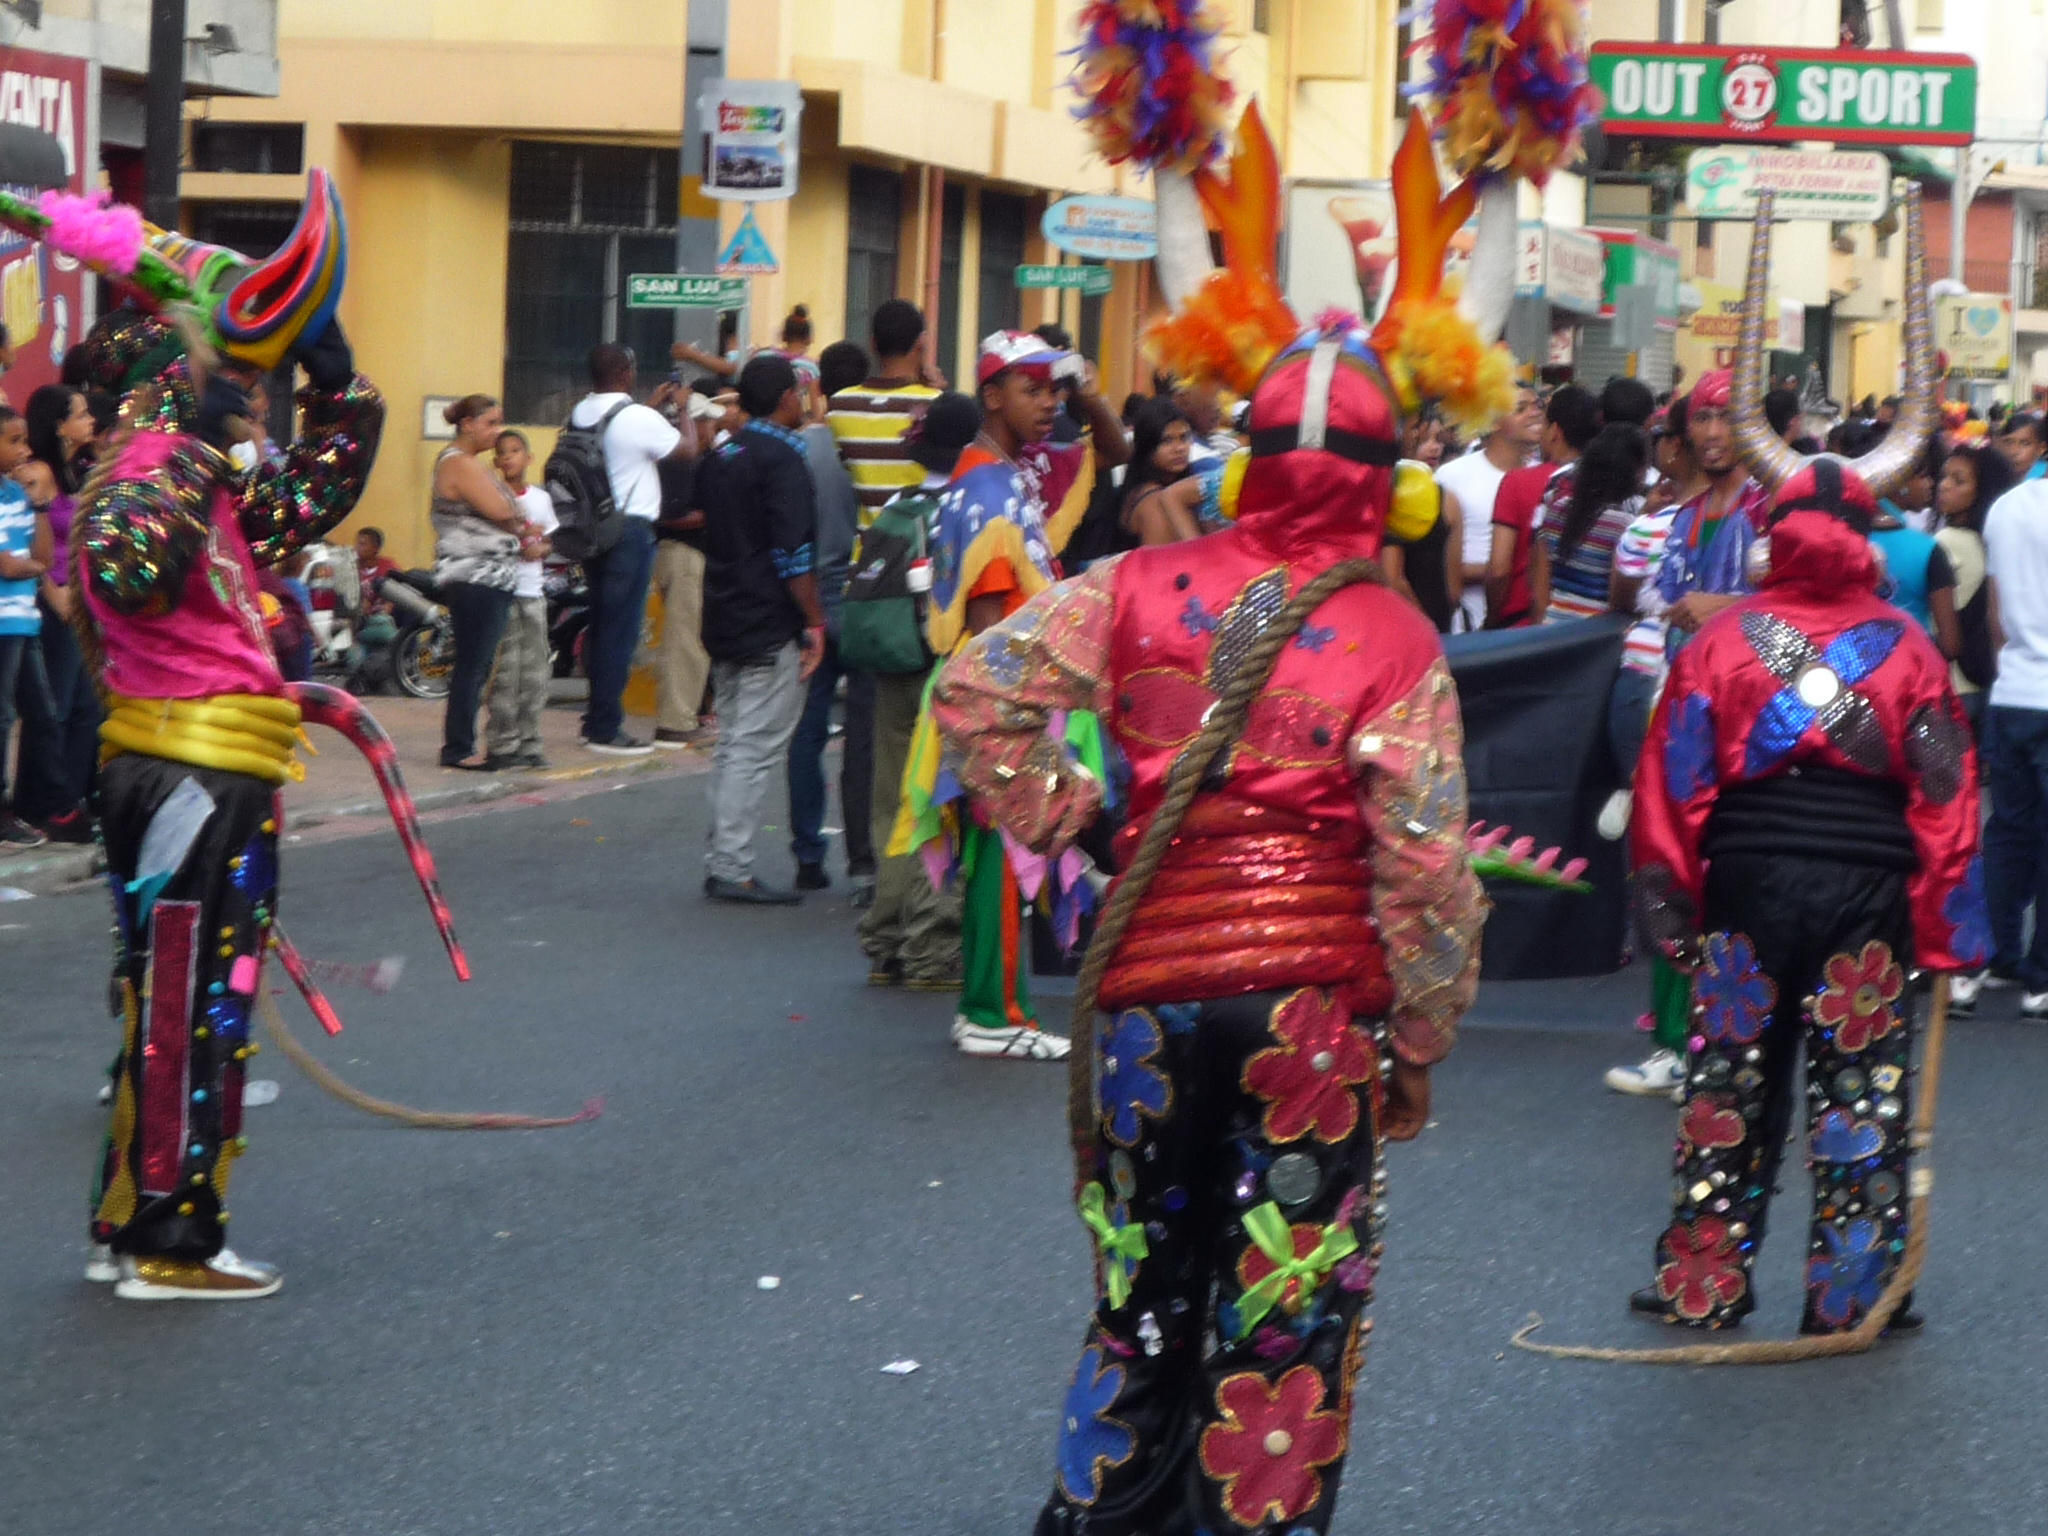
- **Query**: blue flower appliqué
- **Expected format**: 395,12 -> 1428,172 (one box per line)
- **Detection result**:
1945,855 -> 1991,969
1295,624 -> 1337,653
1057,1345 -> 1136,1505
1180,594 -> 1220,637
1663,692 -> 1717,801
1693,932 -> 1775,1044
1810,1107 -> 1885,1164
1099,1009 -> 1172,1146
1155,1002 -> 1202,1036
1806,1218 -> 1888,1329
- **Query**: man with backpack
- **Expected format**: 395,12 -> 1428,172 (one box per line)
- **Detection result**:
846,390 -> 979,986
557,343 -> 695,756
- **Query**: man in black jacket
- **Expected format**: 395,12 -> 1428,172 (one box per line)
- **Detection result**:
698,354 -> 826,904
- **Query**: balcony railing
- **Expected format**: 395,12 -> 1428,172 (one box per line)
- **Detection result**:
1943,260 -> 2048,310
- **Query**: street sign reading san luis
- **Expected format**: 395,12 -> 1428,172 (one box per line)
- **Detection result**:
1589,44 -> 1975,146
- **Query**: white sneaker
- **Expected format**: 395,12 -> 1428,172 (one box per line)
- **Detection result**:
951,1016 -> 1071,1061
2021,991 -> 2048,1020
84,1245 -> 118,1283
114,1247 -> 282,1301
1597,789 -> 1633,841
1604,1048 -> 1685,1097
1948,971 -> 1984,1013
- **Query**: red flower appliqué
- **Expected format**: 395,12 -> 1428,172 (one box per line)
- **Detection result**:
1679,1094 -> 1746,1152
1656,1216 -> 1747,1321
1243,988 -> 1374,1143
1198,1365 -> 1348,1527
1814,941 -> 1904,1053
1235,1222 -> 1322,1318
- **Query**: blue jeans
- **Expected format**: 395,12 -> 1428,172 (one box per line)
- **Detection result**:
1983,704 -> 2048,986
14,603 -> 98,820
1609,666 -> 1659,783
580,518 -> 656,744
0,630 -> 55,808
787,631 -> 875,873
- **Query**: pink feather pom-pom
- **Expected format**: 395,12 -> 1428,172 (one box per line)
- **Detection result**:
37,190 -> 145,275
1560,858 -> 1589,883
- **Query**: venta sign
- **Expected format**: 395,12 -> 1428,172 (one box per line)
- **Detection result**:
1590,44 -> 1975,147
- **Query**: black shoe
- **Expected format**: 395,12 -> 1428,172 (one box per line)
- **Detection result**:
867,959 -> 903,987
586,733 -> 654,757
519,753 -> 550,770
481,753 -> 524,772
37,808 -> 92,843
1628,1286 -> 1666,1317
704,876 -> 801,905
795,862 -> 831,891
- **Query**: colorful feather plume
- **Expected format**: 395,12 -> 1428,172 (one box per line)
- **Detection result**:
1412,0 -> 1598,186
37,189 -> 145,275
1072,0 -> 1235,173
1370,112 -> 1516,434
1145,101 -> 1297,395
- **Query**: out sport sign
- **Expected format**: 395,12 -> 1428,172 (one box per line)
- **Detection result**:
1589,44 -> 1975,147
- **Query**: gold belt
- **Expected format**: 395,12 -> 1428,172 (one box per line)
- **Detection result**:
101,692 -> 306,784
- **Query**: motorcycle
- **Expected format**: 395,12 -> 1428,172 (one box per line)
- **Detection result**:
303,541 -> 373,691
544,556 -> 591,678
383,569 -> 455,700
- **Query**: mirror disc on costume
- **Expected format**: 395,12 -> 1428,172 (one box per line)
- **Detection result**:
1704,1056 -> 1733,1084
1875,1095 -> 1903,1121
1266,1153 -> 1321,1206
1794,663 -> 1842,708
1734,1066 -> 1764,1093
1867,1171 -> 1902,1205
1832,1067 -> 1867,1102
1110,1151 -> 1138,1201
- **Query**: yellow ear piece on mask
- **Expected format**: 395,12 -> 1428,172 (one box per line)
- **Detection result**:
1386,460 -> 1441,543
1210,447 -> 1249,524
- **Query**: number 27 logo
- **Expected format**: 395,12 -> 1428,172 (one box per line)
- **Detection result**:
1722,57 -> 1777,131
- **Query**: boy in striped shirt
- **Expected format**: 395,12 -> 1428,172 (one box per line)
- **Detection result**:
827,299 -> 940,527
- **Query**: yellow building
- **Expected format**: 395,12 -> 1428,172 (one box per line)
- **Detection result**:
187,0 -> 1404,562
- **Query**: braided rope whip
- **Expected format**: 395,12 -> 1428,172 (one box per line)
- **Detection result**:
1065,558 -> 1385,1195
1511,974 -> 1949,1365
257,988 -> 603,1131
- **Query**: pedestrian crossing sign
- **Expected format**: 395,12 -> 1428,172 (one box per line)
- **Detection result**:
716,209 -> 780,276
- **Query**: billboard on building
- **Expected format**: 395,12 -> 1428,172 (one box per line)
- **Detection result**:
1937,293 -> 2013,378
0,48 -> 92,399
698,79 -> 804,202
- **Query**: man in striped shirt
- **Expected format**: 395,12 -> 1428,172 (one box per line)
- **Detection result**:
827,299 -> 941,528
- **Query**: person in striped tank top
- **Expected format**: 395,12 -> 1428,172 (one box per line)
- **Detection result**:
827,300 -> 941,528
1534,423 -> 1649,623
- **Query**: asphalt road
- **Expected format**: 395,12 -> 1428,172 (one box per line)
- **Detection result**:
3,771 -> 2045,1535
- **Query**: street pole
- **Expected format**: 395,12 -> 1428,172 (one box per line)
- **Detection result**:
143,0 -> 187,229
1951,145 -> 1970,287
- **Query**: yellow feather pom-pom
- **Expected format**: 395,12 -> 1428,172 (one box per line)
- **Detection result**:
1387,462 -> 1442,543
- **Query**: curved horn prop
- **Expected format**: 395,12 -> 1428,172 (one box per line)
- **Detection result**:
1462,179 -> 1519,346
1849,184 -> 1934,502
1728,189 -> 1804,494
1152,168 -> 1216,312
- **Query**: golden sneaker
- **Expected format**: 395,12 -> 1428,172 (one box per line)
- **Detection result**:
114,1249 -> 282,1302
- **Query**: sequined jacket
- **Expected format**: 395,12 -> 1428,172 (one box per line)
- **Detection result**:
929,538 -> 1485,1067
1633,509 -> 1984,973
75,372 -> 385,701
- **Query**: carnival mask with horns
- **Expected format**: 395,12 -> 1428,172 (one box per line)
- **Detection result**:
0,168 -> 347,374
1729,183 -> 1935,516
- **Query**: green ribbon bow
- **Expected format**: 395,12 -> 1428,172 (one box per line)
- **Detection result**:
1232,1200 -> 1359,1339
1078,1182 -> 1150,1309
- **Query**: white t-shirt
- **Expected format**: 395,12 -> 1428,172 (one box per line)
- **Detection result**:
569,392 -> 682,521
512,486 -> 557,599
1436,448 -> 1510,630
1984,479 -> 2048,709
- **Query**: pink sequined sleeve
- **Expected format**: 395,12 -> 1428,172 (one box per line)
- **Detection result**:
929,556 -> 1119,855
1350,658 -> 1486,1066
238,375 -> 386,568
73,439 -> 220,615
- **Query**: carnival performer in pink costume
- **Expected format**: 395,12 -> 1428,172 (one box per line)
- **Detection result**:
12,171 -> 392,1301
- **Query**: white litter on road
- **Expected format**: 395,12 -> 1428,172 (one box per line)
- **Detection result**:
757,1275 -> 781,1290
880,1360 -> 920,1376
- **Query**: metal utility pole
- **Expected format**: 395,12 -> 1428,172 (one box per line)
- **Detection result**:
143,0 -> 187,229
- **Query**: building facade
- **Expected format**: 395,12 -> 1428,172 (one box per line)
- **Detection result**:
185,0 -> 1408,562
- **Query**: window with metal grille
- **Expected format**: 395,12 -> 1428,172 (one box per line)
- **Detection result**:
504,141 -> 681,423
845,163 -> 904,348
935,182 -> 966,383
977,191 -> 1028,342
191,122 -> 304,176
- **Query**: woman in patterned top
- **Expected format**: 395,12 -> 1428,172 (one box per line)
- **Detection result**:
1534,422 -> 1648,623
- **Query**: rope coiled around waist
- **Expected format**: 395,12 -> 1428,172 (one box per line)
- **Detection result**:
101,692 -> 307,784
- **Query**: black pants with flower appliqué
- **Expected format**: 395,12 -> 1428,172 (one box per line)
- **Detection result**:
1652,850 -> 1915,1333
1035,987 -> 1386,1536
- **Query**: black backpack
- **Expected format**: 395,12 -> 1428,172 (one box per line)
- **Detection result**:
1958,570 -> 1996,690
544,400 -> 631,562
